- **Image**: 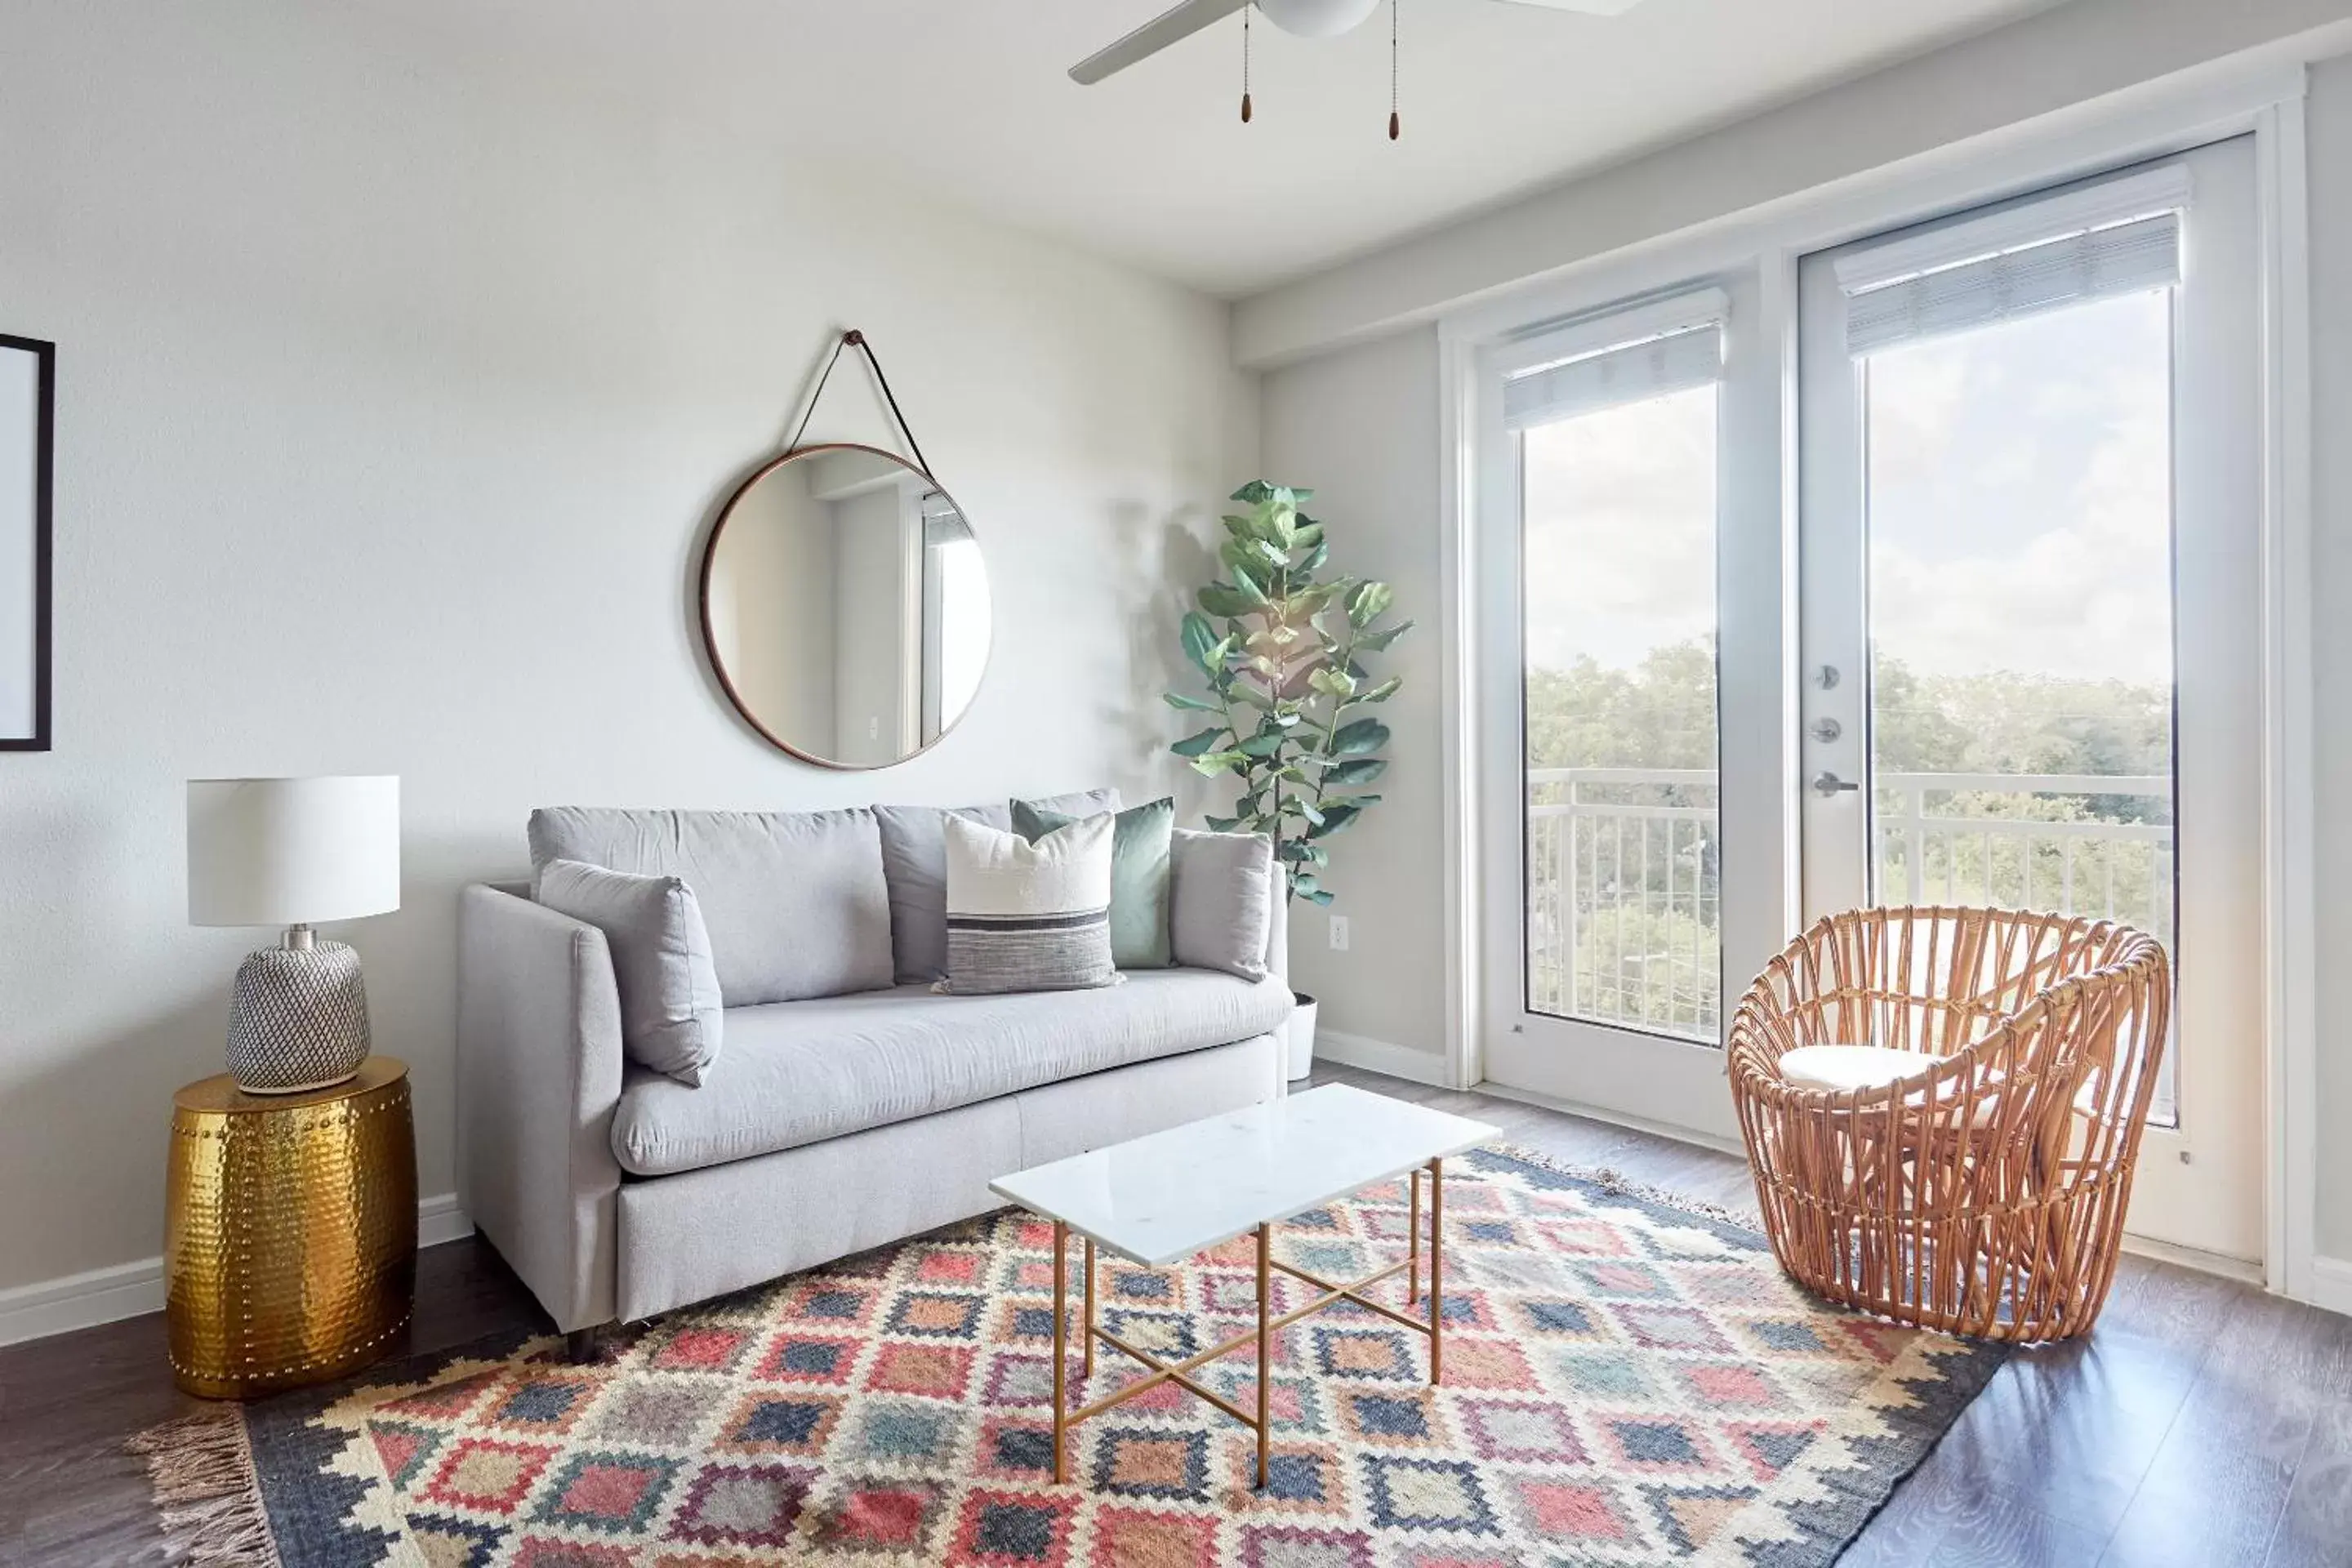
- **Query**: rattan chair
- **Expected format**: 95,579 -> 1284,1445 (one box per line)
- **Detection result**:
1727,906 -> 2170,1342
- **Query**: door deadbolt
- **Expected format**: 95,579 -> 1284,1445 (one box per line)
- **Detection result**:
1811,718 -> 1842,743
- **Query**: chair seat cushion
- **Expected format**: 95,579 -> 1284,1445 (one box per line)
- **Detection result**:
612,966 -> 1294,1177
1777,1044 -> 1936,1094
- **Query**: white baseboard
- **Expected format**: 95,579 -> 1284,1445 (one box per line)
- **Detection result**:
1316,1030 -> 1453,1089
2312,1254 -> 2352,1318
2118,1232 -> 2266,1287
1468,1078 -> 1748,1158
0,1194 -> 473,1349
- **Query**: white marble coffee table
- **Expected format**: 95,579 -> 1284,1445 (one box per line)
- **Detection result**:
988,1083 -> 1499,1488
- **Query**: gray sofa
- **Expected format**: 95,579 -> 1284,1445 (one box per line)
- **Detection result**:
455,793 -> 1290,1348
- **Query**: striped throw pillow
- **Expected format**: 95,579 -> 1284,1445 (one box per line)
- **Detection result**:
935,813 -> 1120,995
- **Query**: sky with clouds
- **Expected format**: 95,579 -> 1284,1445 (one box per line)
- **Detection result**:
1521,288 -> 2176,688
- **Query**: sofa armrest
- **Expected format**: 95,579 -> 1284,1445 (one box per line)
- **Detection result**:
457,883 -> 625,1332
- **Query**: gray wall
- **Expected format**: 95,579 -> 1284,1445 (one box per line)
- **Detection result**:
0,1 -> 1256,1297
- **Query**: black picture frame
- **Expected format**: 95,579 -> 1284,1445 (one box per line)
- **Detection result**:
1,334 -> 53,752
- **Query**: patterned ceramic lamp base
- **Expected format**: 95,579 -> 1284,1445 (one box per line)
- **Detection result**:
228,938 -> 372,1094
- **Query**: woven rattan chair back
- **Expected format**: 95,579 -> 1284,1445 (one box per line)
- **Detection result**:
1727,906 -> 2170,1342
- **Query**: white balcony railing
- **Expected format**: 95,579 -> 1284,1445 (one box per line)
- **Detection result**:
1526,767 -> 2174,1044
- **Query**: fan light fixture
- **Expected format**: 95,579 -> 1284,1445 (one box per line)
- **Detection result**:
1067,0 -> 1651,140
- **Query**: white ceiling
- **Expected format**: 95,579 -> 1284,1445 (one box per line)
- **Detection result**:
381,0 -> 2073,297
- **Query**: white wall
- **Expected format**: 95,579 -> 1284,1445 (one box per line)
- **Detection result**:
1255,16 -> 2352,1258
2305,54 -> 2352,1262
1261,331 -> 1446,1063
0,0 -> 1255,1300
1238,0 -> 2352,366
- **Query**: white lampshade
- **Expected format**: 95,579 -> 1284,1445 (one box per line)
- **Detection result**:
187,776 -> 401,928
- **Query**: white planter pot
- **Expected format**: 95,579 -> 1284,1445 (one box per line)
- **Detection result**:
1285,992 -> 1319,1083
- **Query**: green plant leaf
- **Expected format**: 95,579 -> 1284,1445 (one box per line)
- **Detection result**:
1230,479 -> 1278,506
1197,584 -> 1258,619
1291,872 -> 1322,896
1321,757 -> 1388,786
1299,539 -> 1330,576
1310,802 -> 1361,836
1171,727 -> 1227,758
1237,731 -> 1285,759
1205,813 -> 1242,832
1356,618 -> 1415,652
1188,750 -> 1249,777
1330,718 -> 1391,756
1222,541 -> 1268,594
1292,522 -> 1325,552
1164,691 -> 1220,713
1277,839 -> 1315,862
1308,666 -> 1357,699
1356,676 -> 1401,704
1348,580 -> 1395,628
1180,611 -> 1219,675
1221,514 -> 1257,542
1300,887 -> 1337,906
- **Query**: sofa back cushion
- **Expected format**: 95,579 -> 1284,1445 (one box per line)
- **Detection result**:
874,790 -> 1119,982
527,806 -> 893,1004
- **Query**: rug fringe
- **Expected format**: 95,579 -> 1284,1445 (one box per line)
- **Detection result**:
1490,1140 -> 1766,1232
126,1407 -> 281,1568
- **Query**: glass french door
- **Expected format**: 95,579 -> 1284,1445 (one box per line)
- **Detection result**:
1473,143 -> 2268,1263
1797,140 -> 2266,1265
1475,283 -> 1784,1143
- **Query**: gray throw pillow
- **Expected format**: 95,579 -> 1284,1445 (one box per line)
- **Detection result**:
875,790 -> 1120,983
537,859 -> 724,1085
937,813 -> 1120,995
527,806 -> 892,1005
1169,828 -> 1276,981
1013,796 -> 1174,969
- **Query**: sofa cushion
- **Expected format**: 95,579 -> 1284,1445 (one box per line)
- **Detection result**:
874,790 -> 1119,984
528,806 -> 893,1005
537,859 -> 724,1085
938,814 -> 1119,996
1013,796 -> 1175,969
1169,829 -> 1276,981
609,965 -> 1293,1177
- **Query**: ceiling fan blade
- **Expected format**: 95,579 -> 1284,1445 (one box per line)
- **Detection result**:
1070,0 -> 1254,85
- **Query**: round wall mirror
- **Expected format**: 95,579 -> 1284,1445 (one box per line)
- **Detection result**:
699,443 -> 991,768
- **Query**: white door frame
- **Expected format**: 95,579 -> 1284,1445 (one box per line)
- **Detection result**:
1433,65 -> 2315,1298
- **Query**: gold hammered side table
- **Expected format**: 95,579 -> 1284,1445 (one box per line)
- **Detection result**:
165,1055 -> 417,1398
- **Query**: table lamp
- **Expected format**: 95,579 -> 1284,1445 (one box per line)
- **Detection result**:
187,776 -> 401,1094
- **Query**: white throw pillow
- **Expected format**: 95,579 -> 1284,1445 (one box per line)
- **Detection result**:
935,813 -> 1120,995
537,858 -> 724,1085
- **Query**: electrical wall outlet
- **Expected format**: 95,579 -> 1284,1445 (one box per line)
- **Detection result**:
1329,914 -> 1351,951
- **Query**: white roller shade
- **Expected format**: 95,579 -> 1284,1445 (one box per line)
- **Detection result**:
1503,321 -> 1724,431
1836,165 -> 2189,358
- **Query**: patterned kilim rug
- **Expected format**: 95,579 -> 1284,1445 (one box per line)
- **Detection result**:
131,1147 -> 2006,1566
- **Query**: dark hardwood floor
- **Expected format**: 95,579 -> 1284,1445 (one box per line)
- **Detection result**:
2,1062 -> 2344,1566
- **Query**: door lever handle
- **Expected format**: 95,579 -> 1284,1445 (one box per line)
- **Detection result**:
1812,772 -> 1861,799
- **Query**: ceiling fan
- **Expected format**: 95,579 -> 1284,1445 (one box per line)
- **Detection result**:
1069,0 -> 1648,87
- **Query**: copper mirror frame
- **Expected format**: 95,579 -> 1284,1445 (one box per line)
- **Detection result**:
697,442 -> 992,770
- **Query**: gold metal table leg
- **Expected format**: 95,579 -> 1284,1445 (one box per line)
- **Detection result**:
1255,1220 -> 1272,1490
1082,1237 -> 1096,1380
1408,1166 -> 1423,1305
1428,1156 -> 1445,1386
1052,1220 -> 1069,1484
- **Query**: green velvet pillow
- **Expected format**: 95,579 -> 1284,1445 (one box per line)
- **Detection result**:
1011,795 -> 1174,969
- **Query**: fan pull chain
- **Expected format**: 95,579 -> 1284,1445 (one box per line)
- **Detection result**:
1241,5 -> 1254,123
1389,0 -> 1401,140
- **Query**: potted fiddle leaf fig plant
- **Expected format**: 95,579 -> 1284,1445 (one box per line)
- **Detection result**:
1165,480 -> 1410,1080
